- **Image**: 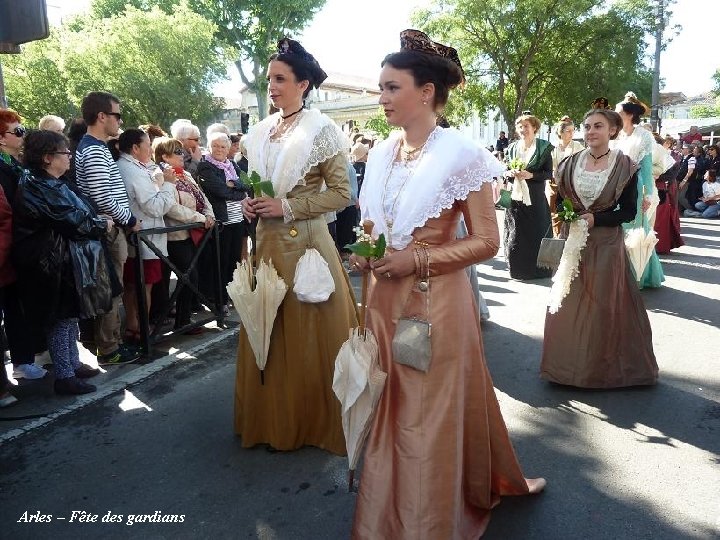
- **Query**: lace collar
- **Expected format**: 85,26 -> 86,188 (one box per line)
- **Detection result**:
361,128 -> 506,249
242,108 -> 348,198
612,125 -> 653,165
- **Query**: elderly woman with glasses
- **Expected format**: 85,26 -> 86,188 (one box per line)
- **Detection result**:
169,119 -> 202,178
196,132 -> 250,306
13,130 -> 114,395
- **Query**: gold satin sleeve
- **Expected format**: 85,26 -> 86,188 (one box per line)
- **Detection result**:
427,183 -> 500,276
286,152 -> 351,220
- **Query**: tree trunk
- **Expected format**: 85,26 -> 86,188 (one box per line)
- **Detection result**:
256,91 -> 268,121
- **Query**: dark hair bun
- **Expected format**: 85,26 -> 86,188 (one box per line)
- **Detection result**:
433,55 -> 463,90
275,38 -> 327,89
382,50 -> 462,108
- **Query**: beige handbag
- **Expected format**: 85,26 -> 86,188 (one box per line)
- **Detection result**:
392,248 -> 432,373
392,317 -> 432,372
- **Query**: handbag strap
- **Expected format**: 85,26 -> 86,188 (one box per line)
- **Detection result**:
304,219 -> 315,249
412,241 -> 432,336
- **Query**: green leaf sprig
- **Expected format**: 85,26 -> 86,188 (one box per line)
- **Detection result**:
557,198 -> 579,222
239,170 -> 275,198
345,220 -> 386,259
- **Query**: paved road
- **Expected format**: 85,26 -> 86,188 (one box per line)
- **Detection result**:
0,216 -> 718,539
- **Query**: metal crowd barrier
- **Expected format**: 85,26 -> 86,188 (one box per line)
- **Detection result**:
130,222 -> 225,357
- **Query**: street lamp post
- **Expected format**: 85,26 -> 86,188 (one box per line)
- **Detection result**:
0,59 -> 7,108
650,0 -> 665,132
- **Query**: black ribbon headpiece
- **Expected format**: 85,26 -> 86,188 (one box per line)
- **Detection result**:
277,37 -> 328,89
399,29 -> 465,84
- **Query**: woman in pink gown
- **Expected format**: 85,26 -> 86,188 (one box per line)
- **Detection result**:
350,29 -> 545,539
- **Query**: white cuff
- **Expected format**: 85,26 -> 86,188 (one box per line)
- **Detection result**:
281,198 -> 295,224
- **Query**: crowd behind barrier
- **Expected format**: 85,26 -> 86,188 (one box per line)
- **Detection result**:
0,90 -> 366,404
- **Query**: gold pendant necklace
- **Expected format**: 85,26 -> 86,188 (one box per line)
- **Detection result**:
381,134 -> 432,245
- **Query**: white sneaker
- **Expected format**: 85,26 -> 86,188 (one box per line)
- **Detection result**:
13,363 -> 48,380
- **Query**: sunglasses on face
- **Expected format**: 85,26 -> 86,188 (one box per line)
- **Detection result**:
173,149 -> 184,156
186,138 -> 199,142
50,150 -> 73,157
4,125 -> 26,137
103,111 -> 122,121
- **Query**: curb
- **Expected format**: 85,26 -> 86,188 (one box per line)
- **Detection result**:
0,328 -> 239,445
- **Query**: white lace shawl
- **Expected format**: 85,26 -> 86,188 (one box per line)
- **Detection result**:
651,142 -> 676,178
242,108 -> 349,198
612,125 -> 653,165
361,127 -> 506,249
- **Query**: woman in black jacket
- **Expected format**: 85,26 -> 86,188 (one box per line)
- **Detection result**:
13,130 -> 113,395
196,132 -> 250,306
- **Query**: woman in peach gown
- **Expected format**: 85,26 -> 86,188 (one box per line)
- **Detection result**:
350,29 -> 545,539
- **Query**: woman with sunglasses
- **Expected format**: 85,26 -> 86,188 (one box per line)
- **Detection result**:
13,130 -> 114,395
0,109 -> 48,381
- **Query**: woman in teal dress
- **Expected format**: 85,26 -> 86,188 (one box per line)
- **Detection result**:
613,92 -> 664,289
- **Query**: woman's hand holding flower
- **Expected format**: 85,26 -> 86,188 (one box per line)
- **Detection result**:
371,248 -> 417,279
252,196 -> 283,218
242,197 -> 257,220
349,255 -> 370,273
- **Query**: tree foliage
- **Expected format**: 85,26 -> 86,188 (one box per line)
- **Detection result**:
614,0 -> 680,42
413,0 -> 652,135
4,5 -> 227,128
188,0 -> 326,120
90,0 -> 179,18
364,109 -> 393,139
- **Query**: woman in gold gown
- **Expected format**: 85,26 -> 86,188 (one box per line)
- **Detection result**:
350,29 -> 545,539
236,38 -> 358,455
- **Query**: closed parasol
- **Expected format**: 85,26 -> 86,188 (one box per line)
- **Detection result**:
333,320 -> 386,491
624,225 -> 658,281
227,259 -> 287,384
333,222 -> 387,491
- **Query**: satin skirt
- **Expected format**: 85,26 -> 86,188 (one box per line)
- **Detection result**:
352,268 -> 532,539
234,216 -> 358,455
541,226 -> 658,388
654,183 -> 684,254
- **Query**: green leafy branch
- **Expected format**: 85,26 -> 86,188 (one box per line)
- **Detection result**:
239,170 -> 275,198
557,198 -> 579,222
345,221 -> 386,259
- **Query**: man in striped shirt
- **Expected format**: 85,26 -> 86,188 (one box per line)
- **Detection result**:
75,91 -> 140,365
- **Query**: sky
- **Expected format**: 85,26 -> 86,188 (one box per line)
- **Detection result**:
49,0 -> 719,99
